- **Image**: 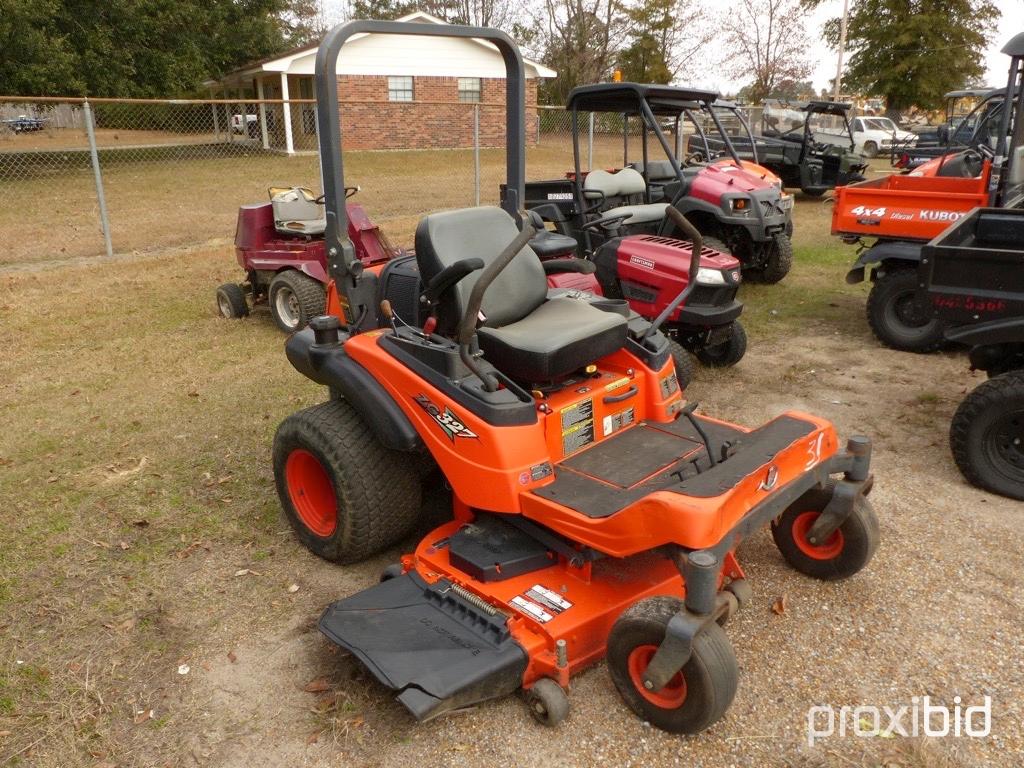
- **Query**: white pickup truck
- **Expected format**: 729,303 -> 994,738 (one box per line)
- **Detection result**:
815,115 -> 917,158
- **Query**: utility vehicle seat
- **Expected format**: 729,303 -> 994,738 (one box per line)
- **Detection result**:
629,161 -> 697,203
415,207 -> 627,382
270,187 -> 326,236
584,168 -> 669,225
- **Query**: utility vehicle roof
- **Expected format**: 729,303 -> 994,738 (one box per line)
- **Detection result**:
944,88 -> 996,99
765,98 -> 852,115
566,83 -> 719,113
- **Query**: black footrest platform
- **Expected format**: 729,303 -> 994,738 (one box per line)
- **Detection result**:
318,572 -> 527,721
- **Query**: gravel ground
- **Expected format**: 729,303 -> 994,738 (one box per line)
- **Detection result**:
167,329 -> 1023,768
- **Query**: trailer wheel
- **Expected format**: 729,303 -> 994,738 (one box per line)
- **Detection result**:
771,485 -> 879,580
608,596 -> 738,734
950,371 -> 1024,500
866,269 -> 945,352
269,270 -> 326,333
216,283 -> 249,319
525,678 -> 569,727
862,140 -> 879,158
667,337 -> 694,389
695,321 -> 746,368
273,399 -> 421,563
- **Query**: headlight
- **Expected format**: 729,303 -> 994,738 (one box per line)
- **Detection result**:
727,197 -> 751,213
695,267 -> 727,285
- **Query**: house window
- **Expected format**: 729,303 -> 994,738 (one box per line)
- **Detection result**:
458,77 -> 482,103
388,76 -> 414,102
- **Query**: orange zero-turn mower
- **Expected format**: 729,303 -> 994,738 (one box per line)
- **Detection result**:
271,19 -> 880,734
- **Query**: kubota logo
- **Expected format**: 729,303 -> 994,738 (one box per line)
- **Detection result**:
919,209 -> 965,222
413,394 -> 478,442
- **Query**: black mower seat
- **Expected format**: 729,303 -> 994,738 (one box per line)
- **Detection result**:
415,207 -> 628,382
525,210 -> 578,258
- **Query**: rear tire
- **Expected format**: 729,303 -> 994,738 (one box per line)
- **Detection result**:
862,140 -> 879,158
950,371 -> 1024,500
216,283 -> 249,318
771,485 -> 879,580
866,269 -> 945,353
695,321 -> 747,368
273,399 -> 421,563
608,596 -> 738,734
667,337 -> 694,390
269,270 -> 326,333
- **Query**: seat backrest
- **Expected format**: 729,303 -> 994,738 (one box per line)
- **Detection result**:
630,161 -> 677,181
583,168 -> 647,200
415,206 -> 547,334
270,187 -> 322,223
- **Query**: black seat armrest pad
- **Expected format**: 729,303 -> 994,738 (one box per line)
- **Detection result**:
541,258 -> 596,275
421,257 -> 484,305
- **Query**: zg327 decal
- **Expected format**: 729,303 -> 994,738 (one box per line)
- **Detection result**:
413,394 -> 478,442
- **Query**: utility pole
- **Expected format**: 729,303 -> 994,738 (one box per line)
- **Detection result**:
833,0 -> 850,102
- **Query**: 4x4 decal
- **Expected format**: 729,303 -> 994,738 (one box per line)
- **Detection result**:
413,394 -> 478,442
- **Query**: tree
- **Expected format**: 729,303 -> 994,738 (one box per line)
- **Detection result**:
0,0 -> 314,97
533,0 -> 624,105
615,0 -> 712,84
718,0 -> 813,104
817,0 -> 999,112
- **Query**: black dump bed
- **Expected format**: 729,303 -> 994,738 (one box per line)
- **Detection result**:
920,207 -> 1024,325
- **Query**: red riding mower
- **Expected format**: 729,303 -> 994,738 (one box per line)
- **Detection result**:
272,20 -> 879,735
218,185 -> 399,332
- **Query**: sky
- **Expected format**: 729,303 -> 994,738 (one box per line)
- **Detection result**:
318,0 -> 1024,96
704,0 -> 1024,95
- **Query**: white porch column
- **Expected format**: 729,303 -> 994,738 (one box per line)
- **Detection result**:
280,72 -> 295,155
256,77 -> 270,150
209,87 -> 221,142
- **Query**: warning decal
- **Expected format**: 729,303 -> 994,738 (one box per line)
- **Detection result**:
526,584 -> 573,614
602,406 -> 635,437
510,595 -> 553,623
560,398 -> 595,456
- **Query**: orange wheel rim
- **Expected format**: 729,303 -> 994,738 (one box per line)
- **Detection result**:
791,511 -> 844,560
285,449 -> 337,537
627,644 -> 687,709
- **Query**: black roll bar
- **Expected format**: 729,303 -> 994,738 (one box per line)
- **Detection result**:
314,20 -> 527,326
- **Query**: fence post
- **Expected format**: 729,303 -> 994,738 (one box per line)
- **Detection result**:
473,103 -> 480,206
588,111 -> 595,171
83,101 -> 113,258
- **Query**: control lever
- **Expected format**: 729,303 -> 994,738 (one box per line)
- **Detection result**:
681,401 -> 717,468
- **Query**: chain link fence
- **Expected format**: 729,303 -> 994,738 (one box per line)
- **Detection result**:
1,96 -> 749,269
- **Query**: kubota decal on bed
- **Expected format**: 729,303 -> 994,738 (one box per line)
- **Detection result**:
413,394 -> 478,441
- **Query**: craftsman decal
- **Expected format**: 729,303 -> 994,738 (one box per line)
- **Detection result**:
413,394 -> 478,441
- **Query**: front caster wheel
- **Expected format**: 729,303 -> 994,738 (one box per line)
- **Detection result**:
950,371 -> 1024,500
525,678 -> 569,727
216,283 -> 249,318
695,322 -> 747,367
608,596 -> 738,734
771,485 -> 879,580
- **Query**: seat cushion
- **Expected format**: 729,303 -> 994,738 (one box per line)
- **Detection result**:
602,202 -> 670,225
416,207 -> 547,334
276,218 -> 326,236
529,228 -> 578,258
476,297 -> 628,382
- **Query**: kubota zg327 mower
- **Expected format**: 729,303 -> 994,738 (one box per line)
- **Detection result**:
272,20 -> 880,734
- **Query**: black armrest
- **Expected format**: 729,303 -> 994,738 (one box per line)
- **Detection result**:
541,258 -> 596,275
421,258 -> 484,305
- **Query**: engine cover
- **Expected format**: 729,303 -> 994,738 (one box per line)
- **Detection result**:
614,235 -> 740,322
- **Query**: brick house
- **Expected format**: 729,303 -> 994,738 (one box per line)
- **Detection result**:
208,11 -> 555,153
